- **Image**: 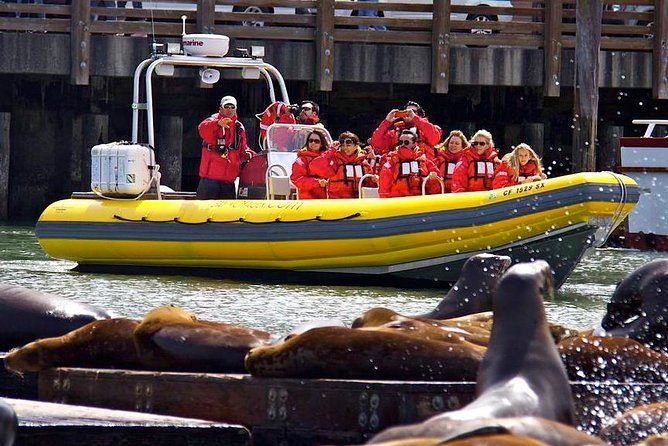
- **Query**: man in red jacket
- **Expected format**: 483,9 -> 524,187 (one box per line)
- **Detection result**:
369,101 -> 442,156
197,95 -> 255,199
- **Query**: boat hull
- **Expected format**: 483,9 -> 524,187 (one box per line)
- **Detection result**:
35,172 -> 640,288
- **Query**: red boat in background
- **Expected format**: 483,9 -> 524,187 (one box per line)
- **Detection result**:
618,119 -> 668,250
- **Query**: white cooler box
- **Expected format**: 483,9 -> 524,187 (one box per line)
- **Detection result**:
91,142 -> 155,196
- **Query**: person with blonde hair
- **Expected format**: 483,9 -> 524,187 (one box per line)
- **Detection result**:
426,129 -> 470,194
493,143 -> 547,189
451,129 -> 500,193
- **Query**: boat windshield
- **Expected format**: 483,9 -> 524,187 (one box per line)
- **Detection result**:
265,124 -> 333,153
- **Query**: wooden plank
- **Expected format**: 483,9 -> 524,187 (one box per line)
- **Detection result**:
598,124 -> 624,171
572,0 -> 603,173
157,116 -> 183,191
653,0 -> 668,99
196,0 -> 215,33
316,0 -> 334,91
544,0 -> 563,97
37,368 -> 668,445
71,114 -> 108,192
0,113 -> 9,221
6,398 -> 250,446
70,0 -> 90,85
431,0 -> 451,94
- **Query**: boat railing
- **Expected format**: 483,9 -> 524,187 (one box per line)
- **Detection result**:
265,163 -> 296,200
422,175 -> 445,195
632,119 -> 668,138
358,174 -> 379,199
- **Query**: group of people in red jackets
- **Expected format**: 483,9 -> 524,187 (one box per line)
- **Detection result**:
196,94 -> 546,200
288,101 -> 547,200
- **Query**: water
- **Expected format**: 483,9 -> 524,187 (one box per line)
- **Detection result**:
1,224 -> 665,336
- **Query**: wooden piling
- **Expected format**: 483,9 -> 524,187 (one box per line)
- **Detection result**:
572,0 -> 602,173
157,116 -> 183,191
653,0 -> 667,99
431,0 -> 451,94
70,0 -> 91,86
597,124 -> 624,172
71,114 -> 109,192
196,0 -> 215,34
316,0 -> 335,91
0,113 -> 9,221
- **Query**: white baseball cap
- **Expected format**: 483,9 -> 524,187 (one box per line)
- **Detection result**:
220,96 -> 237,107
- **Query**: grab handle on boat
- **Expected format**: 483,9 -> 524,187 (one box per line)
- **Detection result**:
422,174 -> 444,195
358,174 -> 379,199
266,163 -> 295,200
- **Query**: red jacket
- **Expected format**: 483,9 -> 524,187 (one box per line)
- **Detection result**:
310,147 -> 373,199
290,147 -> 327,199
379,147 -> 438,198
426,147 -> 465,194
369,116 -> 442,155
198,114 -> 254,183
492,160 -> 542,189
451,147 -> 500,193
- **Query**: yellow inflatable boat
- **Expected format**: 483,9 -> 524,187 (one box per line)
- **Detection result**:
35,172 -> 639,288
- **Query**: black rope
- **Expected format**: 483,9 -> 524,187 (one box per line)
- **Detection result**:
113,212 -> 362,224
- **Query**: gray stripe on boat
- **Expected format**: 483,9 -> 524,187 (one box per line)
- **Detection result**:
35,183 -> 640,242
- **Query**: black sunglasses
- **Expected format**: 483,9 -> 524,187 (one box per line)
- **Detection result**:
222,104 -> 236,109
307,138 -> 322,144
339,138 -> 355,145
301,106 -> 314,111
471,141 -> 487,147
398,139 -> 414,146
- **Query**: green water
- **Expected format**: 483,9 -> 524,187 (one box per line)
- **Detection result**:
1,224 -> 664,335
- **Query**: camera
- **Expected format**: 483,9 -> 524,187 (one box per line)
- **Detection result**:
288,104 -> 300,115
395,110 -> 409,119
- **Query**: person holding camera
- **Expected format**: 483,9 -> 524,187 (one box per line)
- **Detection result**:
369,101 -> 442,157
197,95 -> 255,199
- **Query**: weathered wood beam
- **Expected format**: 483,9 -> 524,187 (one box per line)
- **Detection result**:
70,0 -> 91,86
157,116 -> 183,191
316,0 -> 335,91
572,0 -> 602,173
431,0 -> 451,94
544,0 -> 563,97
653,0 -> 668,99
0,113 -> 9,221
71,114 -> 108,192
197,0 -> 215,34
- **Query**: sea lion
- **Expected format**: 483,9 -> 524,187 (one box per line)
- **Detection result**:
600,258 -> 668,352
245,321 -> 485,380
4,318 -> 142,373
0,398 -> 16,446
134,306 -> 273,373
368,261 -> 577,443
0,283 -> 113,351
599,402 -> 668,446
558,335 -> 668,383
410,253 -> 512,320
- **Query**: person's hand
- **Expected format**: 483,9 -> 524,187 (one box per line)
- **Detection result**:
318,179 -> 328,187
218,117 -> 232,128
385,109 -> 398,122
365,148 -> 376,159
428,171 -> 438,178
405,108 -> 416,121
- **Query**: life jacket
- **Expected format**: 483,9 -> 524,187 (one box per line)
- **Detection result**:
451,147 -> 499,193
199,117 -> 252,183
256,102 -> 295,144
310,147 -> 371,199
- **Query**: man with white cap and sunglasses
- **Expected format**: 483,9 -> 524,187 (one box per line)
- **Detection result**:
197,95 -> 255,199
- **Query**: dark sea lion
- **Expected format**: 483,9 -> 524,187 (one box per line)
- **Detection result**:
245,323 -> 485,380
369,261 -> 577,444
558,335 -> 668,383
3,318 -> 141,373
599,402 -> 668,446
410,254 -> 512,320
134,306 -> 273,373
0,283 -> 113,351
600,259 -> 668,352
0,398 -> 17,446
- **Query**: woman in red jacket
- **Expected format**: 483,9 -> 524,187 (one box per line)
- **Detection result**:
310,132 -> 373,199
379,131 -> 438,198
493,143 -> 547,189
290,129 -> 329,199
451,129 -> 500,193
426,129 -> 470,194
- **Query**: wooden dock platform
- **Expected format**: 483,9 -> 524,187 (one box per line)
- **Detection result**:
4,397 -> 250,446
36,368 -> 668,445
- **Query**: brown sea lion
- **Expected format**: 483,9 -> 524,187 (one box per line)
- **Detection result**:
3,318 -> 141,373
134,306 -> 273,373
599,402 -> 668,446
368,261 -> 578,443
600,259 -> 668,352
410,254 -> 512,320
245,322 -> 485,380
0,283 -> 113,351
558,335 -> 668,383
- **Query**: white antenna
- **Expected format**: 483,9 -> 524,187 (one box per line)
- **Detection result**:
181,15 -> 187,36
